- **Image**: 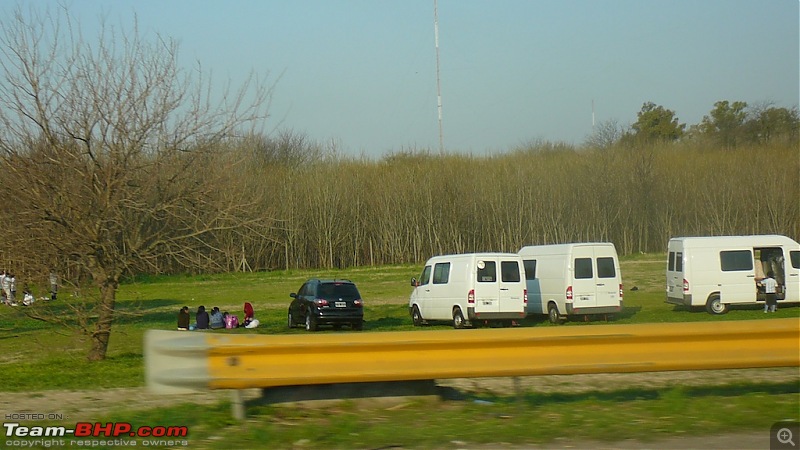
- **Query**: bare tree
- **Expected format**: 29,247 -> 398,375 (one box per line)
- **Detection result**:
0,6 -> 274,360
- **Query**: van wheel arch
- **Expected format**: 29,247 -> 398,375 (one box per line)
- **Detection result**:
705,293 -> 729,315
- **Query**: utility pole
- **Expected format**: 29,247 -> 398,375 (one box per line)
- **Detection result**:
434,0 -> 444,155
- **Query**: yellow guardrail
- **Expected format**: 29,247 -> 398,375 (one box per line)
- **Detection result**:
145,318 -> 800,394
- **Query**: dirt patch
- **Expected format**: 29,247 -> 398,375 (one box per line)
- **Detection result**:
438,367 -> 800,396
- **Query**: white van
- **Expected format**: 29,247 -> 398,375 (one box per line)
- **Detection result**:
666,235 -> 800,314
408,253 -> 528,328
518,243 -> 624,323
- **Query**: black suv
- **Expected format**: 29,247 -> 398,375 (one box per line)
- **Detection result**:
288,279 -> 364,331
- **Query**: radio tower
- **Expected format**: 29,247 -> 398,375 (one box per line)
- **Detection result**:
434,0 -> 444,155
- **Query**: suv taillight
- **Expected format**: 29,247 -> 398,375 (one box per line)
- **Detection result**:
314,298 -> 329,306
566,286 -> 573,301
468,289 -> 475,305
354,299 -> 363,307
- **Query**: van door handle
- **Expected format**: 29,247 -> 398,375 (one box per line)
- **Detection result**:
747,275 -> 755,278
596,283 -> 605,286
500,288 -> 509,291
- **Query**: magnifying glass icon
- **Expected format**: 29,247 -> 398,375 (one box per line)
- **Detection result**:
777,428 -> 795,446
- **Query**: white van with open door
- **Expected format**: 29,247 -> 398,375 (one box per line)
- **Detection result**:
408,253 -> 528,328
518,243 -> 624,323
666,235 -> 800,314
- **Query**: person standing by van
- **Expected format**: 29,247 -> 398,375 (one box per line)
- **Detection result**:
760,271 -> 778,313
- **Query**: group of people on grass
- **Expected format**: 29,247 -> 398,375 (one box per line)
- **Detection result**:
1,270 -> 59,307
177,302 -> 259,330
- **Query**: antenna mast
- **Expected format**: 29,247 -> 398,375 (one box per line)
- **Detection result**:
434,0 -> 444,154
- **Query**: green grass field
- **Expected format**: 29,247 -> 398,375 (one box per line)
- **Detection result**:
1,254 -> 798,449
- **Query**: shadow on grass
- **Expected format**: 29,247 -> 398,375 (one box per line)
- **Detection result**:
367,316 -> 408,329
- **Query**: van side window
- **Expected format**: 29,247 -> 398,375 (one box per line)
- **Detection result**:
791,251 -> 800,269
523,259 -> 537,280
432,262 -> 451,284
720,250 -> 753,271
597,257 -> 616,278
676,252 -> 683,271
501,261 -> 521,282
575,258 -> 593,279
419,265 -> 432,286
668,252 -> 675,271
477,261 -> 497,283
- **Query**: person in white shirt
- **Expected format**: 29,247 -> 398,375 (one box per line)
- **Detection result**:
760,271 -> 778,313
2,271 -> 12,306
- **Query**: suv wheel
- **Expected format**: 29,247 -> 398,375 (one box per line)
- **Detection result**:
305,313 -> 318,331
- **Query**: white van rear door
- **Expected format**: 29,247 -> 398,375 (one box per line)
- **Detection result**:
666,242 -> 684,301
498,259 -> 524,313
595,254 -> 620,307
571,246 -> 597,308
474,259 -> 500,313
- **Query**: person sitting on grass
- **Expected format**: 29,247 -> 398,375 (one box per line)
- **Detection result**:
242,302 -> 259,328
177,306 -> 190,331
223,311 -> 239,329
209,306 -> 225,329
195,305 -> 210,330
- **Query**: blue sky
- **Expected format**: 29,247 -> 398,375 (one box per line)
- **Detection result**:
5,0 -> 799,156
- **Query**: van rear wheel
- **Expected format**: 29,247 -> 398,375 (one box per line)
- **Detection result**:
453,307 -> 466,329
705,294 -> 729,315
548,303 -> 561,324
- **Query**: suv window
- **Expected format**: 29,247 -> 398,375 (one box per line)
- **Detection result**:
318,282 -> 360,300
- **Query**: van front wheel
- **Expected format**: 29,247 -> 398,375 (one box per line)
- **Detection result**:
705,295 -> 729,315
548,303 -> 561,324
453,307 -> 466,329
411,305 -> 424,326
